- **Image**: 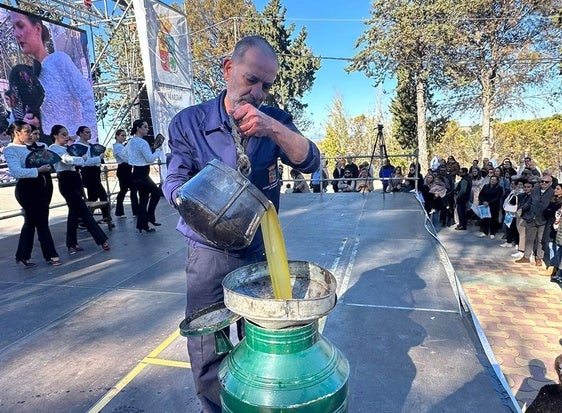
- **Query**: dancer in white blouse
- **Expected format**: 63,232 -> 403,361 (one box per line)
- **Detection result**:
127,119 -> 162,232
113,129 -> 138,217
49,125 -> 109,252
4,121 -> 61,267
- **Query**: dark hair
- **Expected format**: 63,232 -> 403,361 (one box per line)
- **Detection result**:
115,129 -> 125,138
6,120 -> 29,137
231,35 -> 277,64
50,124 -> 66,142
460,167 -> 468,174
131,119 -> 146,135
76,125 -> 90,135
16,13 -> 51,44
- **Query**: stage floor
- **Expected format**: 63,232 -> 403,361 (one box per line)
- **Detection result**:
0,191 -> 517,412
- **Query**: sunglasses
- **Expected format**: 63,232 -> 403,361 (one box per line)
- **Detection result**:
541,180 -> 552,184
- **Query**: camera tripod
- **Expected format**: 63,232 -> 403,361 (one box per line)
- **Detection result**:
364,124 -> 388,195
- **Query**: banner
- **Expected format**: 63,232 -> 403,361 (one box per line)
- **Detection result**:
0,4 -> 98,143
132,0 -> 193,162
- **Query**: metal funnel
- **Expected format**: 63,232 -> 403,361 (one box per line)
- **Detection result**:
222,261 -> 337,329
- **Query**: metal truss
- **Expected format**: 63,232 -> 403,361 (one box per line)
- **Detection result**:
0,0 -> 149,142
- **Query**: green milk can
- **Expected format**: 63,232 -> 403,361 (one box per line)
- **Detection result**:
219,319 -> 348,412
219,261 -> 349,412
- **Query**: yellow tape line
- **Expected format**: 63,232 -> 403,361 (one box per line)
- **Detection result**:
86,329 -> 187,413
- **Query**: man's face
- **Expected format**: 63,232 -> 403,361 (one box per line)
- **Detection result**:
540,176 -> 553,189
523,183 -> 533,193
223,47 -> 278,113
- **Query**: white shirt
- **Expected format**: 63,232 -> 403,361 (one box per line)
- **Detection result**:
49,144 -> 85,172
113,142 -> 128,164
127,136 -> 161,166
3,142 -> 47,179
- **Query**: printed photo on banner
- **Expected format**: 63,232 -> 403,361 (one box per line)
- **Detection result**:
0,4 -> 98,144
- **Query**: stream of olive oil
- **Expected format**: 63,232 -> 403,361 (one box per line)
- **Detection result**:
260,205 -> 293,299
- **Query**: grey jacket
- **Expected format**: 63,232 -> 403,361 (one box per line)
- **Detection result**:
520,186 -> 554,225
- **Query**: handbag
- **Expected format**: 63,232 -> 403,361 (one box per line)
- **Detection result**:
503,191 -> 518,214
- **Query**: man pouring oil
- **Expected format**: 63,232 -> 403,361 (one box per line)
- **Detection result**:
163,36 -> 320,413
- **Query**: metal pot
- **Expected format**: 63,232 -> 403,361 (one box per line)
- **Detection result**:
176,159 -> 270,250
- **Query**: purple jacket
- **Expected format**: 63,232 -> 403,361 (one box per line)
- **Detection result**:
163,90 -> 320,254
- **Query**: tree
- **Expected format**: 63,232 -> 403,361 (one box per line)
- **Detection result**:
245,0 -> 321,129
444,0 -> 562,158
183,0 -> 256,102
389,67 -> 418,150
347,0 -> 458,171
318,93 -> 350,162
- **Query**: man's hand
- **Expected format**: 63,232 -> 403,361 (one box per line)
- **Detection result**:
231,103 -> 272,139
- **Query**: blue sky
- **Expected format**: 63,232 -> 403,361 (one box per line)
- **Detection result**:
253,0 -> 384,138
253,0 -> 561,139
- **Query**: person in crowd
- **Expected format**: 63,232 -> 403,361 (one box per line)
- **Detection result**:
277,164 -> 284,185
356,166 -> 373,193
403,164 -> 423,192
332,157 -> 345,193
516,174 -> 554,267
289,168 -> 310,193
543,168 -> 559,189
494,166 -> 511,197
500,158 -> 517,177
389,166 -> 404,192
551,208 -> 562,283
527,159 -> 541,177
454,167 -> 471,230
338,167 -> 356,192
49,125 -> 110,252
420,173 -> 433,214
542,183 -> 562,276
429,154 -> 441,171
10,11 -> 97,141
311,160 -> 328,193
346,156 -> 359,179
446,155 -> 460,178
435,164 -> 454,226
512,180 -> 534,259
428,175 -> 448,229
500,179 -> 523,248
3,120 -> 61,267
477,175 -> 503,239
525,353 -> 562,412
127,119 -> 162,233
482,166 -> 494,185
162,36 -> 320,413
112,129 -> 138,217
74,125 -> 112,226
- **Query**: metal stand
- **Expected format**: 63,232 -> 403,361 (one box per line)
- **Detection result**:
366,124 -> 388,197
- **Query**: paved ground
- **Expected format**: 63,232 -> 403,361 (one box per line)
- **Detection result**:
0,181 -> 562,411
0,186 -> 515,412
437,222 -> 562,411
